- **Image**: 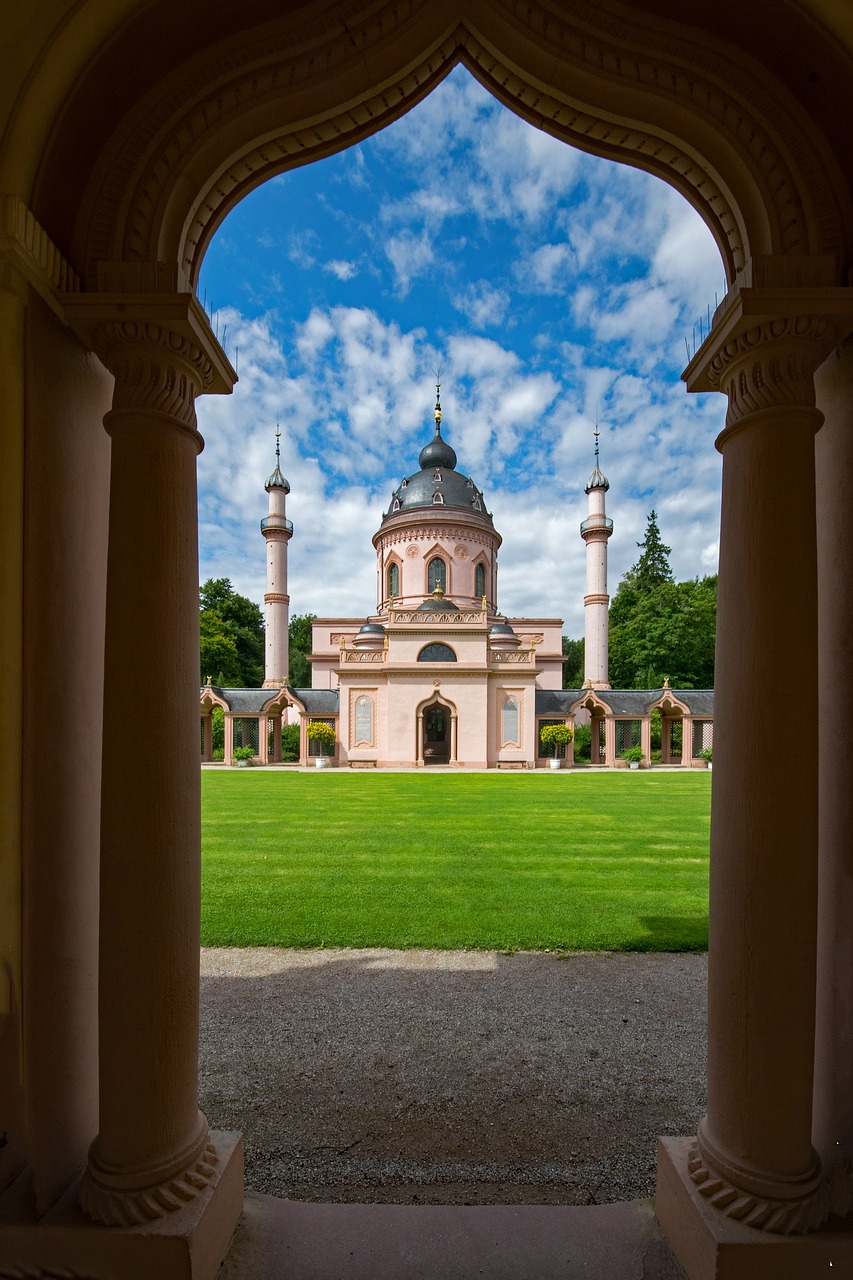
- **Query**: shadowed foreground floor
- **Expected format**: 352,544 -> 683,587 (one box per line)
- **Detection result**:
199,949 -> 707,1209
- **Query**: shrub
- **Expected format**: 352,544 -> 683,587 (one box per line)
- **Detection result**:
281,723 -> 300,762
572,723 -> 591,760
698,746 -> 713,762
232,745 -> 254,763
539,723 -> 573,758
307,720 -> 336,756
622,745 -> 644,764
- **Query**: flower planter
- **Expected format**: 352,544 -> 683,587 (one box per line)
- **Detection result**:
549,758 -> 561,770
314,757 -> 328,769
629,761 -> 640,770
237,760 -> 249,768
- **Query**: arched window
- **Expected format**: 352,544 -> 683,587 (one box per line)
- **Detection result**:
418,643 -> 457,662
427,557 -> 446,593
387,562 -> 399,598
502,695 -> 519,745
475,563 -> 486,598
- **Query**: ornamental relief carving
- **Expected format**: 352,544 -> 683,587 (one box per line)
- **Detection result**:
687,1140 -> 829,1235
92,321 -> 218,426
379,526 -> 496,551
705,316 -> 837,424
82,0 -> 848,291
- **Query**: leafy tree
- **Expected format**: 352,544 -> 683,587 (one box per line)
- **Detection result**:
288,613 -> 316,688
561,636 -> 584,688
608,512 -> 716,689
199,578 -> 264,687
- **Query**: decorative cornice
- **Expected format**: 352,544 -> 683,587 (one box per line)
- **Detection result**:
688,1139 -> 829,1235
79,0 -> 852,291
390,609 -> 485,624
79,1138 -> 218,1227
264,592 -> 290,603
584,593 -> 610,606
376,524 -> 498,552
0,196 -> 79,316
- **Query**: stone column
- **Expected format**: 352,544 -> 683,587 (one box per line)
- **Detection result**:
224,714 -> 234,764
202,715 -> 213,762
813,334 -> 853,1208
688,313 -> 835,1233
640,717 -> 651,765
75,307 -> 232,1226
416,713 -> 424,766
450,713 -> 458,763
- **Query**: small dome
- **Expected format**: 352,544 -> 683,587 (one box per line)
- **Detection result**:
417,597 -> 460,612
358,622 -> 386,635
418,425 -> 457,472
585,465 -> 609,493
265,464 -> 290,493
489,622 -> 516,636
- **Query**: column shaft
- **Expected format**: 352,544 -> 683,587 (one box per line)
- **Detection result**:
813,337 -> 853,1196
697,402 -> 825,1228
80,324 -> 218,1227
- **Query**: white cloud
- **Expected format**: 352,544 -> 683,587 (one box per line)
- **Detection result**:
324,259 -> 358,281
452,281 -> 510,328
385,231 -> 435,294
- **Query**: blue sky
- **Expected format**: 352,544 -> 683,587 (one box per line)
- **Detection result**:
196,66 -> 726,638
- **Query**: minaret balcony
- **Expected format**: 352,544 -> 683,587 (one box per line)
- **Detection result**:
260,515 -> 293,534
580,514 -> 613,536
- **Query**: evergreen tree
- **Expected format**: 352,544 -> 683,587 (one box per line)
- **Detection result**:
608,511 -> 716,689
561,636 -> 584,688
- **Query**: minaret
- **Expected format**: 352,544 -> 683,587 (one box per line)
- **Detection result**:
261,426 -> 293,687
580,426 -> 613,689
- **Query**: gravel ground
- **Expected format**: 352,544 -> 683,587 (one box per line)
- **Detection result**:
199,948 -> 706,1207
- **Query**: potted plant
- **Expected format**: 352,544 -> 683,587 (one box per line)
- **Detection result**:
698,746 -> 713,771
232,745 -> 254,768
622,744 -> 644,770
540,723 -> 573,769
307,720 -> 336,767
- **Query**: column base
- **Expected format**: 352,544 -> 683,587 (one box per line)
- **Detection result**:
0,1130 -> 242,1280
656,1136 -> 853,1279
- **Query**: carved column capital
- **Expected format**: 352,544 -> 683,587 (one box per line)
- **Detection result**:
64,288 -> 236,434
683,285 -> 853,432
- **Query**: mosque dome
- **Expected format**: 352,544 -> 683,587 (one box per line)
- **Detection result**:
488,620 -> 521,650
381,388 -> 492,525
351,620 -> 386,649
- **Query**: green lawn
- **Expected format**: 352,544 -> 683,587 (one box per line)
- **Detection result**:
201,771 -> 710,951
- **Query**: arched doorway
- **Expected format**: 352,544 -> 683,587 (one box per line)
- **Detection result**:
6,4 -> 853,1276
422,700 -> 450,764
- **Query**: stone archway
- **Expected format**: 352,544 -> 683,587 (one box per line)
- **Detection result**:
5,4 -> 853,1277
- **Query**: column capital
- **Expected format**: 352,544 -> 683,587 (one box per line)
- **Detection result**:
64,290 -> 236,431
683,286 -> 853,429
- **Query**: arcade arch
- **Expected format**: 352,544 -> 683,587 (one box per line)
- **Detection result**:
4,4 -> 853,1278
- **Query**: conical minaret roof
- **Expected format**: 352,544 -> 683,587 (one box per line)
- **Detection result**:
585,425 -> 609,492
265,425 -> 290,493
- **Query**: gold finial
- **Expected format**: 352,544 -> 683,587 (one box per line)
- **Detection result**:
481,594 -> 487,611
433,367 -> 442,426
339,633 -> 346,650
384,633 -> 389,650
205,674 -> 212,686
663,676 -> 671,689
432,584 -> 444,598
529,635 -> 536,650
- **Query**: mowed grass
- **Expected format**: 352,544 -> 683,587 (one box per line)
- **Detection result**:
201,771 -> 710,952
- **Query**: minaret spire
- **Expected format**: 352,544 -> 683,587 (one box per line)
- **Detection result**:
433,369 -> 442,432
580,420 -> 613,689
261,422 -> 293,688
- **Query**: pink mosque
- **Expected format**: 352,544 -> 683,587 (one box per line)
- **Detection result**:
200,388 -> 713,769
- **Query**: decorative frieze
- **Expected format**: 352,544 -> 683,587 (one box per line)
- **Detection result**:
391,609 -> 485,624
340,649 -> 386,663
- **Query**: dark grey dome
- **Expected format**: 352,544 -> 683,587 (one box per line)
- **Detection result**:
418,425 -> 457,471
417,597 -> 460,612
358,622 -> 386,635
489,622 -> 516,636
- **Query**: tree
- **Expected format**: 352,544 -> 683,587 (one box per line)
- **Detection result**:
288,613 -> 316,688
608,512 -> 716,689
561,636 -> 584,688
199,578 -> 264,687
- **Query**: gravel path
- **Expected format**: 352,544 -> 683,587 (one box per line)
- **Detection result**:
199,948 -> 706,1207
